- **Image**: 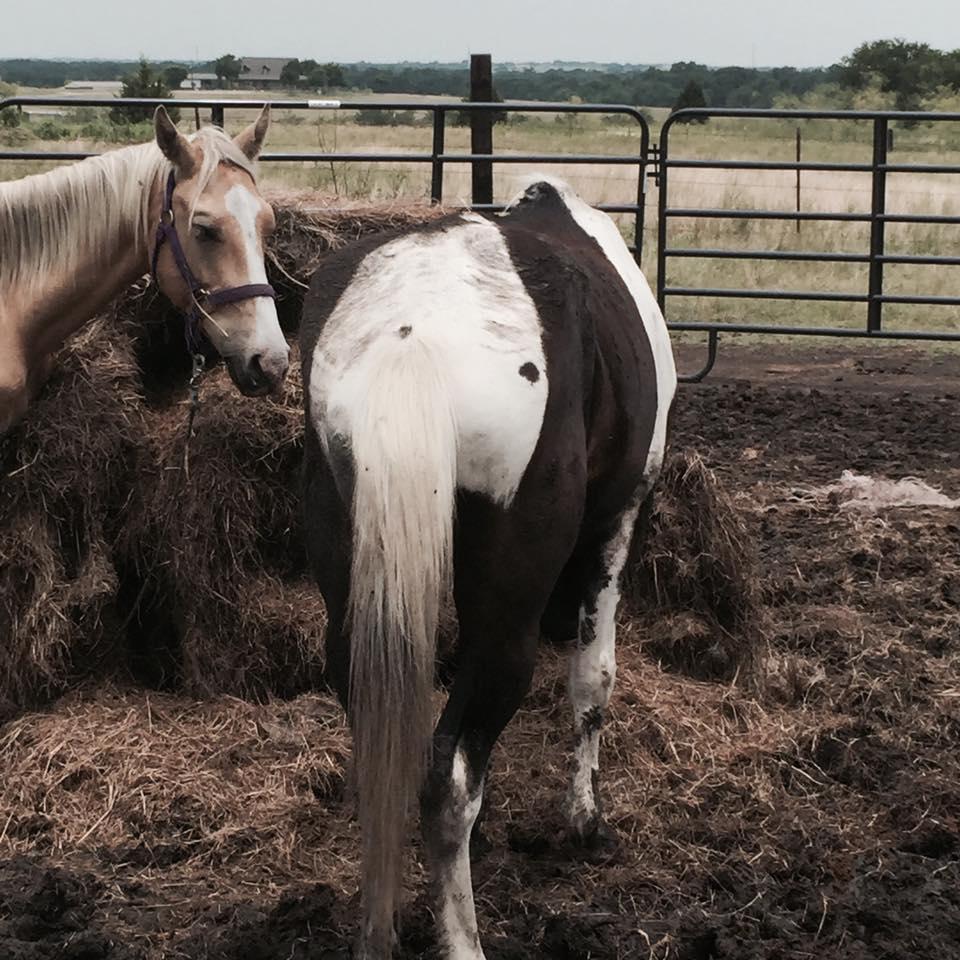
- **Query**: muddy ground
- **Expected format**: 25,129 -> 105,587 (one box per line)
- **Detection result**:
1,344 -> 959,959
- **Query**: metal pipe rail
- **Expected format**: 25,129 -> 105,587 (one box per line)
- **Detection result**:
0,95 -> 651,266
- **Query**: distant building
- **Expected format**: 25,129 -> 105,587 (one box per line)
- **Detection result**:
237,57 -> 295,89
63,80 -> 123,94
182,72 -> 219,91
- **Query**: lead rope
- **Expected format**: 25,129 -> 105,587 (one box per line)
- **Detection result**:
115,356 -> 206,641
182,352 -> 205,479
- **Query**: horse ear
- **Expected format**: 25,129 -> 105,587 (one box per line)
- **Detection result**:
154,106 -> 197,176
234,104 -> 270,161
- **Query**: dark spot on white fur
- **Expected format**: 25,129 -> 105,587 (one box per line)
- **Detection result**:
519,362 -> 540,383
580,705 -> 604,736
398,325 -> 412,338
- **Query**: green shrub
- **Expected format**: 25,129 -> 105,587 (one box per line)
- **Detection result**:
65,106 -> 98,124
35,120 -> 69,140
78,120 -> 116,141
0,81 -> 20,127
110,58 -> 179,125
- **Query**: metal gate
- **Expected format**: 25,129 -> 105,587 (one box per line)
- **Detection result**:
658,107 -> 960,379
3,97 -> 959,381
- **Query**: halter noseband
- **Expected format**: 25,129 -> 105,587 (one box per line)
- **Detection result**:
151,170 -> 276,351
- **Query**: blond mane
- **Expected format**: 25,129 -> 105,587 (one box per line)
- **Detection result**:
0,125 -> 257,299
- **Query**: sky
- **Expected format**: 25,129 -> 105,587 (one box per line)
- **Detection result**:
4,0 -> 960,68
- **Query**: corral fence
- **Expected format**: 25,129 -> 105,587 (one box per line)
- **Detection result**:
0,94 -> 650,250
2,96 -> 959,381
659,107 -> 960,379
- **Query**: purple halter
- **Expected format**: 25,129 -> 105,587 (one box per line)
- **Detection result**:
151,170 -> 276,351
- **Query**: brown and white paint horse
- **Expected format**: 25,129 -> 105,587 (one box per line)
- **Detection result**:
0,105 -> 288,433
300,177 -> 677,958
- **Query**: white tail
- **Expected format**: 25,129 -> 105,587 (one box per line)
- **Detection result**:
346,340 -> 457,949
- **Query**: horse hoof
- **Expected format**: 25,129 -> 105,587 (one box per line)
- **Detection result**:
570,817 -> 621,860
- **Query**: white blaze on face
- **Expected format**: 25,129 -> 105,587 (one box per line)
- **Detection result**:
223,183 -> 287,363
311,216 -> 548,505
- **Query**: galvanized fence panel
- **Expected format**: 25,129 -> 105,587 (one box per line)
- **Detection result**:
657,108 -> 960,379
3,97 -> 959,383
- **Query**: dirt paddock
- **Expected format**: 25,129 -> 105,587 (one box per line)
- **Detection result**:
2,343 -> 959,959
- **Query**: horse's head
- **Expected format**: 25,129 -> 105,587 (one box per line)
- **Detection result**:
152,105 -> 289,396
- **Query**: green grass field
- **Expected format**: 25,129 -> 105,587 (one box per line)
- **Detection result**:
2,88 -> 958,340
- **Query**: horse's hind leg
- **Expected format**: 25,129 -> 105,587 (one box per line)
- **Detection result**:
422,491 -> 580,959
422,624 -> 537,960
567,496 -> 643,846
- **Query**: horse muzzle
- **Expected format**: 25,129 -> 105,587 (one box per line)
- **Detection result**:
227,348 -> 290,397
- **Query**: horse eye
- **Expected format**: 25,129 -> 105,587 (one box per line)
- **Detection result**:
194,223 -> 221,243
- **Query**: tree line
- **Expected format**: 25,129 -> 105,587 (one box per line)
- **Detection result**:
338,41 -> 960,109
339,62 -> 834,108
2,40 -> 959,112
0,58 -> 191,88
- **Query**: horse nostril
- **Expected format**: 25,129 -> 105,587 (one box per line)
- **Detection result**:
243,352 -> 287,394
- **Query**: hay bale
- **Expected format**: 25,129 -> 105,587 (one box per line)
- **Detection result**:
114,196 -> 444,697
0,316 -> 143,708
120,357 -> 325,698
15,199 -> 774,706
267,192 -> 446,287
0,195 -> 443,712
624,451 -> 766,682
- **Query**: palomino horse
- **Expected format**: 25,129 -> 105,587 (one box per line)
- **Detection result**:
0,105 -> 288,433
301,177 -> 677,958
